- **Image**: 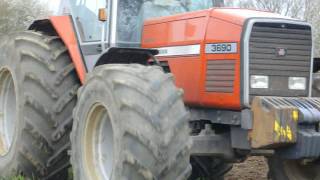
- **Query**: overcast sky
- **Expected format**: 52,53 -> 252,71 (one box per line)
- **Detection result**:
42,0 -> 61,13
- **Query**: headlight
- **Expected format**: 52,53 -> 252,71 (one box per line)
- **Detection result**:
288,77 -> 306,90
251,75 -> 269,89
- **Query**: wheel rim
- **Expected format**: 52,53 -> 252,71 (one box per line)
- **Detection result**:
0,68 -> 17,156
83,103 -> 114,180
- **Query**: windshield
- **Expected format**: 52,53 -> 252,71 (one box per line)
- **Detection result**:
117,0 -> 213,47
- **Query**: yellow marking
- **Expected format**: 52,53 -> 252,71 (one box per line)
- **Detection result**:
274,120 -> 294,141
274,121 -> 281,139
292,110 -> 299,122
274,121 -> 280,132
281,126 -> 286,137
286,125 -> 293,141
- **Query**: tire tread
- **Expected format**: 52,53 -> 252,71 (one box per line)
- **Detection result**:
0,31 -> 79,178
71,64 -> 191,180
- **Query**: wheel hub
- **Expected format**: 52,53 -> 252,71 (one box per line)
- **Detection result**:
83,104 -> 114,180
0,68 -> 17,156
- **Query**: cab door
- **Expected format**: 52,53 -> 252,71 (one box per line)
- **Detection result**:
69,0 -> 110,71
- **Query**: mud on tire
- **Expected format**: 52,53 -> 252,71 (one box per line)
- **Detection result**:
71,64 -> 192,180
0,31 -> 79,179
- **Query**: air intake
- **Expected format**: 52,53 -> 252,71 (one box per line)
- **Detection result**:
206,60 -> 235,93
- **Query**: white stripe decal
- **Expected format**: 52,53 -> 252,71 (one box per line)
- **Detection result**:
156,45 -> 201,57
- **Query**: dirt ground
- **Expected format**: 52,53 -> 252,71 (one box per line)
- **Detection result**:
225,156 -> 269,180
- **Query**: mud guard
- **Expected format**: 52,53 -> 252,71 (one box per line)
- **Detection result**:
29,17 -> 86,84
95,47 -> 159,67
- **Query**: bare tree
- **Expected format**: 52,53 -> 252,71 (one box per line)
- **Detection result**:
229,0 -> 304,17
213,0 -> 224,7
304,0 -> 320,57
226,0 -> 320,57
0,0 -> 15,34
0,0 -> 49,35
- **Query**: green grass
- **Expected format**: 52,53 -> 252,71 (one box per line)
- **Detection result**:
0,175 -> 25,180
0,168 -> 73,180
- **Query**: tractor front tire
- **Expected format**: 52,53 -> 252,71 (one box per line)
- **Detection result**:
268,156 -> 320,180
189,156 -> 232,180
269,71 -> 320,180
0,31 -> 79,179
71,64 -> 192,180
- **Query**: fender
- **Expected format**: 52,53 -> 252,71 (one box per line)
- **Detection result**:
29,17 -> 86,84
95,47 -> 159,67
29,17 -> 159,84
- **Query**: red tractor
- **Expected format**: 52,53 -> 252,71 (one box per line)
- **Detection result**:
0,0 -> 318,179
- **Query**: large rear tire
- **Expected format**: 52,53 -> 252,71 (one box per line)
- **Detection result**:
268,156 -> 320,180
71,64 -> 192,180
0,31 -> 79,179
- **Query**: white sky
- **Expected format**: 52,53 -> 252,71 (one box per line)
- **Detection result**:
41,0 -> 62,13
42,0 -> 106,15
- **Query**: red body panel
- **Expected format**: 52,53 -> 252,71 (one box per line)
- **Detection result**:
201,17 -> 242,109
47,9 -> 289,110
142,8 -> 287,110
50,16 -> 86,84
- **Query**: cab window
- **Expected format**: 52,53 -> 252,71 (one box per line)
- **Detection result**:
116,0 -> 213,46
69,0 -> 107,42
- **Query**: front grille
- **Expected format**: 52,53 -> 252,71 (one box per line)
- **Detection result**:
206,60 -> 235,93
249,22 -> 312,97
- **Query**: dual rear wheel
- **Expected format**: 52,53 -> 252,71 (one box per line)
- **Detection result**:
0,31 -> 192,179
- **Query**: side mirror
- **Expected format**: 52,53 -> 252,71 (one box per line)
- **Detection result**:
99,8 -> 107,22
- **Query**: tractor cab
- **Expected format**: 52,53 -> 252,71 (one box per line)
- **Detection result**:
59,0 -> 214,70
66,0 -> 214,44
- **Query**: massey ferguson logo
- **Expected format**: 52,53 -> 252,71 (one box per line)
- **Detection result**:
276,48 -> 287,57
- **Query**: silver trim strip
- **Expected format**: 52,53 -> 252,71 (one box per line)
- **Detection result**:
105,0 -> 112,47
156,45 -> 201,57
101,23 -> 106,50
309,27 -> 314,97
110,0 -> 118,47
242,18 -> 312,107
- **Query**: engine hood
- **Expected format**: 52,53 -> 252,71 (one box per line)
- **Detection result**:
144,8 -> 298,26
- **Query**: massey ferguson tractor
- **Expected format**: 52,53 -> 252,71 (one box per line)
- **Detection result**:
0,0 -> 319,179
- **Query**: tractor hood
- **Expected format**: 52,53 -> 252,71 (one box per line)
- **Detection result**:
144,8 -> 297,26
142,7 -> 312,110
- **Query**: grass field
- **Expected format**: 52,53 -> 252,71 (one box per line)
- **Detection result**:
0,176 -> 25,180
